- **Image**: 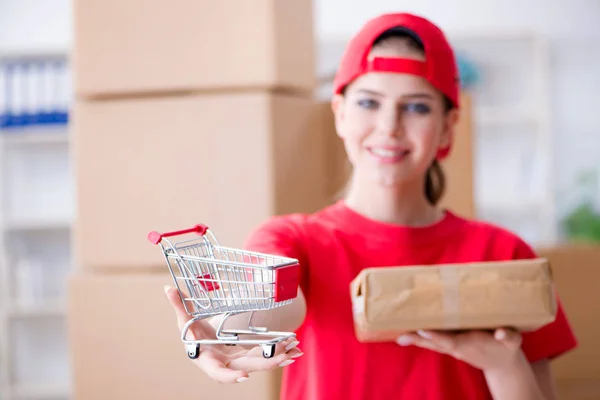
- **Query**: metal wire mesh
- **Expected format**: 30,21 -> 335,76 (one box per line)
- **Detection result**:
165,238 -> 294,317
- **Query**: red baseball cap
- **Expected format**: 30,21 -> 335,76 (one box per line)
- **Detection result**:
333,13 -> 460,109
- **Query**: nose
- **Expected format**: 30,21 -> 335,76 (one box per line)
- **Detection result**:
376,105 -> 403,138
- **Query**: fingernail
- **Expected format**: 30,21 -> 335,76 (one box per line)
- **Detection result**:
495,329 -> 506,340
279,359 -> 295,367
285,341 -> 300,351
417,330 -> 432,339
291,352 -> 304,358
163,285 -> 170,295
396,335 -> 413,346
236,377 -> 249,383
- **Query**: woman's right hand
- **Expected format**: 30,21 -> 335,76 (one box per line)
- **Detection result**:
164,285 -> 303,383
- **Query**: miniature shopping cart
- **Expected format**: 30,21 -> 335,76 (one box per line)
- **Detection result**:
148,224 -> 300,360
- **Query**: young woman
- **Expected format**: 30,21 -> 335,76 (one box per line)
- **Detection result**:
164,12 -> 577,400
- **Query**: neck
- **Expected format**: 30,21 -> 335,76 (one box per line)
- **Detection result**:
343,173 -> 444,227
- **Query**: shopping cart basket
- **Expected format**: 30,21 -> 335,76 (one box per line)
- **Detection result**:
148,224 -> 300,360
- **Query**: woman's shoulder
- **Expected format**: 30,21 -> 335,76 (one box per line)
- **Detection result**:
244,202 -> 341,250
448,211 -> 537,259
252,202 -> 339,231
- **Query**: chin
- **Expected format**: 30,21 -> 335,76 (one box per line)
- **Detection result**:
372,174 -> 406,188
369,166 -> 425,188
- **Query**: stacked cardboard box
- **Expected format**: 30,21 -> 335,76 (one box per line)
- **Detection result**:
67,1 -> 324,399
438,94 -> 475,219
536,244 -> 600,400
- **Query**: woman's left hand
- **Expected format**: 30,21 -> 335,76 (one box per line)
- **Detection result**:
396,328 -> 523,372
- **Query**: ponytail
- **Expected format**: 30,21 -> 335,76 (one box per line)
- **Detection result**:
425,160 -> 446,205
425,95 -> 453,205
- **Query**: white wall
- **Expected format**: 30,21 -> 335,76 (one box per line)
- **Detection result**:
0,0 -> 72,54
6,0 -> 598,49
315,0 -> 600,41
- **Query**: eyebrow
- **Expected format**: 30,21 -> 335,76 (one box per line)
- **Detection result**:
355,89 -> 384,96
354,89 -> 434,100
402,93 -> 434,100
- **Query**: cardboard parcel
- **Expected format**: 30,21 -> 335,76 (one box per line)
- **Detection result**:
350,258 -> 557,342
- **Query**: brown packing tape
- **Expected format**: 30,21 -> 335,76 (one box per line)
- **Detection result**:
439,266 -> 461,329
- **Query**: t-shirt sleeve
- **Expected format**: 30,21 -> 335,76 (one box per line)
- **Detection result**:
243,214 -> 310,295
512,239 -> 578,363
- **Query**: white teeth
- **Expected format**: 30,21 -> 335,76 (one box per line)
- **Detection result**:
370,148 -> 404,157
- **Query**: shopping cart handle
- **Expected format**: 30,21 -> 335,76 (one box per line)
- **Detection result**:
147,224 -> 209,245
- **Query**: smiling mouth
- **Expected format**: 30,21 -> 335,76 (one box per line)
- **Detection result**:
367,147 -> 410,163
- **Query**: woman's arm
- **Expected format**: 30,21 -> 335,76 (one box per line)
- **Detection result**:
531,359 -> 559,400
483,238 -> 574,399
483,353 -> 556,400
397,329 -> 559,400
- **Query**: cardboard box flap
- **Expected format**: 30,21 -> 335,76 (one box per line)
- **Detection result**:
350,258 -> 557,342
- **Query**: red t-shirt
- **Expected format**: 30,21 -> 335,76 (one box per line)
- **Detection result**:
244,201 -> 577,400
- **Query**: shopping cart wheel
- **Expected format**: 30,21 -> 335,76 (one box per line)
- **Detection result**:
262,343 -> 276,359
187,344 -> 200,360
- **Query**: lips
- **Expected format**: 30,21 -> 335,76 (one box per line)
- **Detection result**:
367,147 -> 410,163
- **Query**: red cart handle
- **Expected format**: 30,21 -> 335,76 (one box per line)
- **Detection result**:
147,224 -> 209,245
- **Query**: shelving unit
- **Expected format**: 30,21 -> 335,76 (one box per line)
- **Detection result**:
0,51 -> 73,400
448,30 -> 557,246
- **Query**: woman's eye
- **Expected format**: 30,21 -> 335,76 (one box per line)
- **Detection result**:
357,99 -> 378,109
403,103 -> 431,114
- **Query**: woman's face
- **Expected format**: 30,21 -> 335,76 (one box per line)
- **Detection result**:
332,42 -> 458,189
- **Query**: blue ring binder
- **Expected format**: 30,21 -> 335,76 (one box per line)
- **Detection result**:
1,56 -> 70,131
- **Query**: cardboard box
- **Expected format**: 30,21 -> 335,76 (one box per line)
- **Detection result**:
317,93 -> 475,218
73,0 -> 315,97
67,271 -> 283,400
72,92 -> 327,271
315,100 -> 350,203
350,258 -> 557,342
556,379 -> 600,400
536,244 -> 600,380
438,93 -> 475,219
